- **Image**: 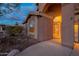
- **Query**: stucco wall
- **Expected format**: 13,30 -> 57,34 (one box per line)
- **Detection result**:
62,4 -> 74,48
27,16 -> 38,39
38,16 -> 52,41
38,3 -> 46,12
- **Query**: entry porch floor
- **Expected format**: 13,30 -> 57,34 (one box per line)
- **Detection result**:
16,40 -> 79,56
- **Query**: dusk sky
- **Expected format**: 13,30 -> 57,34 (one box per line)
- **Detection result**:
0,3 -> 37,25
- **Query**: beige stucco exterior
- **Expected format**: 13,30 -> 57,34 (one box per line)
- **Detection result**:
25,3 -> 79,48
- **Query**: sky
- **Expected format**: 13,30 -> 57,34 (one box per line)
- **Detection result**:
0,3 -> 37,26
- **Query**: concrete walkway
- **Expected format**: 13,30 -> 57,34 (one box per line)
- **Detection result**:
71,47 -> 79,56
16,40 -> 73,56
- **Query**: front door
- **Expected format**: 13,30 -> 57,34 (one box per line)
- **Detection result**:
53,16 -> 62,43
74,15 -> 79,49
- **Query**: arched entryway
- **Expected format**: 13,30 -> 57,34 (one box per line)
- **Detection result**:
43,4 -> 62,44
25,3 -> 75,48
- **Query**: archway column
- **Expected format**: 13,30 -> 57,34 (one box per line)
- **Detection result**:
61,4 -> 74,48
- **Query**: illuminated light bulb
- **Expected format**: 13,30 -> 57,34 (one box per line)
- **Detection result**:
30,24 -> 33,28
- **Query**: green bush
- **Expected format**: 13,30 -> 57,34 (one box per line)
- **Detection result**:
6,26 -> 23,36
